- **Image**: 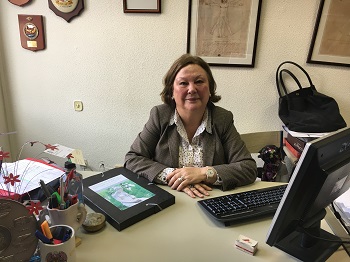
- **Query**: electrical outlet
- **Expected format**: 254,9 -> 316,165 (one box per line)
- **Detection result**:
74,100 -> 83,111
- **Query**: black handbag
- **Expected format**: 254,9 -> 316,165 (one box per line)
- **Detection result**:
276,61 -> 346,133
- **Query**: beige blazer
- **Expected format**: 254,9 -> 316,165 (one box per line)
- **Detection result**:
124,103 -> 257,191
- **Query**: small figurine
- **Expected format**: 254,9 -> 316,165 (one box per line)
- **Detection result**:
258,145 -> 282,182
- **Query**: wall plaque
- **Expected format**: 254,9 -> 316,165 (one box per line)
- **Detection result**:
18,14 -> 45,51
48,0 -> 84,22
8,0 -> 31,6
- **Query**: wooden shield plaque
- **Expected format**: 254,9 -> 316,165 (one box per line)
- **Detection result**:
48,0 -> 84,22
18,15 -> 45,51
8,0 -> 31,6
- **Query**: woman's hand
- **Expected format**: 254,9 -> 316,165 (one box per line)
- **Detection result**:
166,167 -> 212,197
182,183 -> 212,198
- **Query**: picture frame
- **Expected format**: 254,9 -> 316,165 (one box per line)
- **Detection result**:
123,0 -> 161,13
187,0 -> 262,67
307,0 -> 350,67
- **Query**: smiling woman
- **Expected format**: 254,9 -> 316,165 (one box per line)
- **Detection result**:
172,64 -> 211,134
124,54 -> 257,199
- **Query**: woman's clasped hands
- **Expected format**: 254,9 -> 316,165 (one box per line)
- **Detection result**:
167,167 -> 212,198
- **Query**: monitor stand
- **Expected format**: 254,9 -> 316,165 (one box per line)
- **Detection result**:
275,225 -> 341,262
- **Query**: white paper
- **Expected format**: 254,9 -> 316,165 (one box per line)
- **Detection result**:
282,126 -> 329,138
44,144 -> 74,158
334,187 -> 350,225
0,159 -> 64,194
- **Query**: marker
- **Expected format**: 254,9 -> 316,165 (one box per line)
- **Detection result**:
40,221 -> 53,241
62,228 -> 72,242
49,193 -> 59,209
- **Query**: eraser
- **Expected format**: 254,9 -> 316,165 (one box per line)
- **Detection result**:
235,234 -> 258,255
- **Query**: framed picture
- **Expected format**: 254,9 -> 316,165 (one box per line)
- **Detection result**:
187,0 -> 262,67
123,0 -> 161,13
307,0 -> 350,67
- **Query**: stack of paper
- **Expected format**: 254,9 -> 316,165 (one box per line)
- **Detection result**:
0,158 -> 64,195
334,188 -> 350,227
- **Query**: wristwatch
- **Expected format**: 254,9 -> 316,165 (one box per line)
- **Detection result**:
205,167 -> 217,181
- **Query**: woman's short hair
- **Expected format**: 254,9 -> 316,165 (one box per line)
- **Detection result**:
160,54 -> 221,106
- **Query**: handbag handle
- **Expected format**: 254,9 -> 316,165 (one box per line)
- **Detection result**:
278,69 -> 303,98
276,61 -> 314,97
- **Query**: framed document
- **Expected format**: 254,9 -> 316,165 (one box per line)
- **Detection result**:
18,15 -> 45,51
187,0 -> 262,67
307,0 -> 350,67
123,0 -> 161,13
83,167 -> 175,231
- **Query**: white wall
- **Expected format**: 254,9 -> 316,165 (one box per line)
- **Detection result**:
0,0 -> 349,170
0,57 -> 11,159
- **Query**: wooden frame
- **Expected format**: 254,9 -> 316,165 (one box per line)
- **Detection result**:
123,0 -> 161,13
307,0 -> 350,67
187,0 -> 262,67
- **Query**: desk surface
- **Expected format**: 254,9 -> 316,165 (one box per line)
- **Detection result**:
77,171 -> 348,262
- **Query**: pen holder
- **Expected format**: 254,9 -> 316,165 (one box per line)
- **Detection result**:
38,225 -> 76,262
39,202 -> 87,233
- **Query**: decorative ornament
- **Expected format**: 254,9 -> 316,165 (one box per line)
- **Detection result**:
0,199 -> 38,261
48,0 -> 84,23
18,15 -> 45,51
258,145 -> 282,182
26,200 -> 43,215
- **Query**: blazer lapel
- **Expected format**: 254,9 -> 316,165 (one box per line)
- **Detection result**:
167,126 -> 180,167
203,132 -> 215,165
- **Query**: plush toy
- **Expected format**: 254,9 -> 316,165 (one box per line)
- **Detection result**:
258,145 -> 282,181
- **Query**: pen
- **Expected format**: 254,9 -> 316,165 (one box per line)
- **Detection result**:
35,229 -> 52,244
69,194 -> 78,205
59,176 -> 65,210
39,179 -> 51,199
62,228 -> 72,242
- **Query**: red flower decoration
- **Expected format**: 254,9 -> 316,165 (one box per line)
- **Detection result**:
66,153 -> 74,159
0,151 -> 10,160
3,173 -> 21,186
26,201 -> 43,215
44,144 -> 58,151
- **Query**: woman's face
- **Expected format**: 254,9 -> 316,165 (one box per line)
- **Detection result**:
172,64 -> 210,115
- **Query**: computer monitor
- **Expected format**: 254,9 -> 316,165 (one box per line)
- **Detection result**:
266,127 -> 350,262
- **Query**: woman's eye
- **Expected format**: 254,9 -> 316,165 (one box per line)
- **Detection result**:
179,82 -> 187,86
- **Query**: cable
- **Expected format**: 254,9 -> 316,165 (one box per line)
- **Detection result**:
300,226 -> 350,244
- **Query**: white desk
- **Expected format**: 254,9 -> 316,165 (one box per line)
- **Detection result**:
76,171 -> 348,262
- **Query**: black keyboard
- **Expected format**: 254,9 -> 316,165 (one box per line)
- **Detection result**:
198,184 -> 287,226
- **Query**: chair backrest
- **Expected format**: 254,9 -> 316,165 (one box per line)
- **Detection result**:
240,131 -> 282,153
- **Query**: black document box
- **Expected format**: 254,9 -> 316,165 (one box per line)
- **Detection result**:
83,167 -> 175,231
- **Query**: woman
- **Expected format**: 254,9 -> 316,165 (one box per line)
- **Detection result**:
124,54 -> 257,198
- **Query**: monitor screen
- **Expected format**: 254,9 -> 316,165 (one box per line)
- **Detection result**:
266,127 -> 350,262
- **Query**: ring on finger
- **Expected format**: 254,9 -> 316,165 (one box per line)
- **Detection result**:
178,176 -> 184,182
